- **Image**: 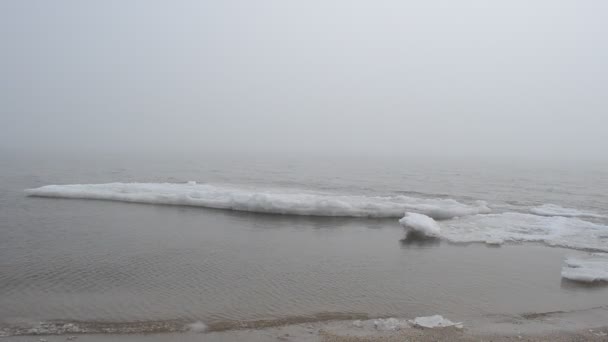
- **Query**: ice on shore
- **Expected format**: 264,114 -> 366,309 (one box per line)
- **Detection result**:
25,182 -> 489,219
408,315 -> 463,329
187,321 -> 208,333
352,315 -> 462,331
399,212 -> 441,238
374,318 -> 409,331
352,318 -> 409,331
561,254 -> 608,283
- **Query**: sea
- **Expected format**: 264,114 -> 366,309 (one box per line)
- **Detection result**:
1,151 -> 607,336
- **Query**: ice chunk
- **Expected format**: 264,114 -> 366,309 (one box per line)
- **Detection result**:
561,254 -> 608,283
399,212 -> 441,238
408,315 -> 462,329
352,320 -> 364,328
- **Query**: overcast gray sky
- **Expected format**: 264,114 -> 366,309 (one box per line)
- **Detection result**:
1,0 -> 607,160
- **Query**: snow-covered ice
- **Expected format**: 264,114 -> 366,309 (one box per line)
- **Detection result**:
24,182 -> 608,252
399,212 -> 441,238
561,254 -> 608,283
440,212 -> 608,252
25,182 -> 489,219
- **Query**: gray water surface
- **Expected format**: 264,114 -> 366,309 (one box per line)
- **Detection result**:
1,152 -> 607,332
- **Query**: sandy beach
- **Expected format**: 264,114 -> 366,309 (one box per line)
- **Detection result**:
3,304 -> 608,341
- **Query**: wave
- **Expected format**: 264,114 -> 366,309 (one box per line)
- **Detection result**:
25,182 -> 490,219
439,212 -> 608,252
530,204 -> 604,218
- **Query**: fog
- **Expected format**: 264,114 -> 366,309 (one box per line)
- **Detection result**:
1,1 -> 607,160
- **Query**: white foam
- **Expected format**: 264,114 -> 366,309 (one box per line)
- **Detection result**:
408,315 -> 462,329
530,204 -> 604,218
25,183 -> 489,219
440,212 -> 608,252
399,212 -> 441,237
561,254 -> 608,283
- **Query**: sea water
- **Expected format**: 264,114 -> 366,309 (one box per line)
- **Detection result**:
1,151 -> 608,335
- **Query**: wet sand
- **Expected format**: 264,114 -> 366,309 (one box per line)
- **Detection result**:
3,305 -> 608,341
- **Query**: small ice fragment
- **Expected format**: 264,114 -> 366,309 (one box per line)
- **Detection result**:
485,238 -> 504,245
187,181 -> 197,185
188,321 -> 207,333
408,315 -> 462,328
372,318 -> 408,331
351,318 -> 408,331
561,254 -> 608,283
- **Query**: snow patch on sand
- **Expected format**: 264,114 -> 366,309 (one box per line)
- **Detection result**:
399,212 -> 441,237
561,254 -> 608,283
530,204 -> 604,218
25,182 -> 489,219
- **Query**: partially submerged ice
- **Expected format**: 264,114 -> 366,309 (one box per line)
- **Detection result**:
561,254 -> 608,283
399,212 -> 441,238
25,182 -> 490,219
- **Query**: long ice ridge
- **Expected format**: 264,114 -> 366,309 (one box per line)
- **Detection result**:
25,182 -> 491,219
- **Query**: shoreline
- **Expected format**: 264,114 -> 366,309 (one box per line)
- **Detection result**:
3,306 -> 608,341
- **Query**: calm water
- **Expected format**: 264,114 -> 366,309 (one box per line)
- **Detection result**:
1,152 -> 608,333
